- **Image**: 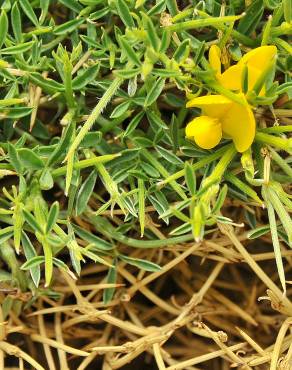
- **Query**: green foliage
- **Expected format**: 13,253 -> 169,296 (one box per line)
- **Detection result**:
0,0 -> 291,302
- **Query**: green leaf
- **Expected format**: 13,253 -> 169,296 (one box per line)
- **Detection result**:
59,0 -> 83,13
8,143 -> 23,174
156,145 -> 184,166
237,0 -> 264,35
147,0 -> 166,16
19,0 -> 39,26
138,178 -> 145,237
0,226 -> 14,244
114,68 -> 140,79
75,170 -> 97,216
144,78 -> 165,107
103,259 -> 117,304
119,255 -> 161,272
185,162 -> 196,196
146,110 -> 168,130
173,39 -> 190,63
213,184 -> 228,214
21,256 -> 45,270
0,10 -> 8,49
21,232 -> 40,287
80,132 -> 102,148
283,0 -> 292,22
110,101 -> 130,118
54,18 -> 84,35
1,41 -> 35,55
18,148 -> 44,170
73,224 -> 114,250
142,12 -> 160,50
23,209 -> 44,235
116,0 -> 135,28
11,3 -> 22,43
72,64 -> 100,90
0,107 -> 33,119
123,111 -> 144,138
47,123 -> 74,166
247,225 -> 270,239
46,202 -> 59,234
118,36 -> 141,66
29,72 -> 65,94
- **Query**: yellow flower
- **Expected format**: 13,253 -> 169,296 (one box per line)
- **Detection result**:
186,94 -> 255,153
209,45 -> 277,95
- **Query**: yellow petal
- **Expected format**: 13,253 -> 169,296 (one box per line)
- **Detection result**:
221,95 -> 255,152
218,64 -> 243,91
186,116 -> 222,150
238,45 -> 277,71
186,95 -> 232,118
209,45 -> 221,76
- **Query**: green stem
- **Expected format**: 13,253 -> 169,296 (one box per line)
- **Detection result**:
270,147 -> 292,178
260,125 -> 292,134
165,14 -> 243,32
159,144 -> 231,186
52,154 -> 119,178
65,77 -> 123,161
90,215 -> 194,248
255,132 -> 292,152
202,145 -> 237,187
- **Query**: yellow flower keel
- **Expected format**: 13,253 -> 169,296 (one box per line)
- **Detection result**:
186,116 -> 222,150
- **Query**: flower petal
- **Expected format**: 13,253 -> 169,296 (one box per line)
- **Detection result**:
221,96 -> 255,152
186,116 -> 222,150
186,95 -> 232,118
209,45 -> 221,76
238,45 -> 277,71
218,64 -> 243,91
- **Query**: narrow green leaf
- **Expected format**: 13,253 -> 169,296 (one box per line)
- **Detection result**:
21,256 -> 45,270
283,0 -> 291,22
59,0 -> 83,13
19,0 -> 39,26
119,255 -> 161,272
123,111 -> 144,138
11,3 -> 22,42
185,162 -> 196,195
116,0 -> 135,28
75,170 -> 97,216
1,41 -> 35,55
54,18 -> 84,35
46,202 -> 59,234
47,123 -> 74,166
110,101 -> 130,118
72,64 -> 100,90
8,143 -> 23,174
29,72 -> 65,94
103,259 -> 117,304
156,145 -> 184,166
73,224 -> 114,250
144,78 -> 165,107
23,209 -> 44,235
21,232 -> 40,287
0,10 -> 8,49
118,36 -> 141,66
138,178 -> 145,237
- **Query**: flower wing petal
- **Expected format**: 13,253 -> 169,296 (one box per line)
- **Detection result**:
221,98 -> 255,152
186,95 -> 232,118
238,45 -> 277,70
218,64 -> 243,91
